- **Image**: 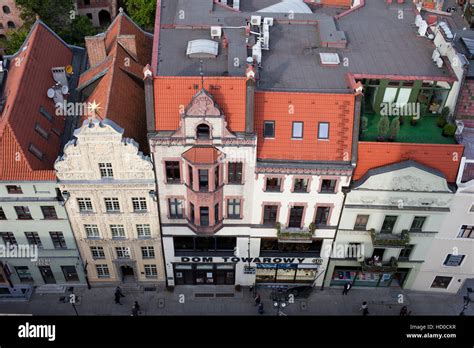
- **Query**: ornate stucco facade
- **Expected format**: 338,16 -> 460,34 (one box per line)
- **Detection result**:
55,119 -> 165,285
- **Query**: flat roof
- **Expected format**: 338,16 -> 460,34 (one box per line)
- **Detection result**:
155,0 -> 456,92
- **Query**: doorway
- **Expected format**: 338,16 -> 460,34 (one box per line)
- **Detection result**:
38,266 -> 56,284
120,265 -> 135,283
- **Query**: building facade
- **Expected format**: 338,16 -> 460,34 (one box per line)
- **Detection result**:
75,0 -> 118,28
55,119 -> 165,285
0,0 -> 22,40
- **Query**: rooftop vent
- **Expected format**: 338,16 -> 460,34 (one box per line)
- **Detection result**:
251,15 -> 261,26
437,21 -> 454,41
186,40 -> 219,59
320,53 -> 340,66
211,26 -> 222,39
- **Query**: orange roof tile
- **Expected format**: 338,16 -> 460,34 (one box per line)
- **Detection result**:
182,146 -> 221,164
0,21 -> 74,181
355,142 -> 464,183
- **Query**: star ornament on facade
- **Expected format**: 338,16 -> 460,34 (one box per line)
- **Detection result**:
87,100 -> 102,118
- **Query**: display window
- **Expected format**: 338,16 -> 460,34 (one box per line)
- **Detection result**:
256,264 -> 317,284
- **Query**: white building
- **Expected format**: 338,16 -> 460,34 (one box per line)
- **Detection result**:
325,160 -> 455,289
55,119 -> 165,286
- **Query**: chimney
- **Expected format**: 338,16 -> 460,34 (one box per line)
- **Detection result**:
143,64 -> 156,132
85,36 -> 107,67
118,35 -> 138,60
245,63 -> 256,134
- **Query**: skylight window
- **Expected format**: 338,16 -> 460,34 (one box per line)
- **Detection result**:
186,40 -> 219,59
320,53 -> 340,66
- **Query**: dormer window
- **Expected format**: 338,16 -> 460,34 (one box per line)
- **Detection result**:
197,124 -> 210,140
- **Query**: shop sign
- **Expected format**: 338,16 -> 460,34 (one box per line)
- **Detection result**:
33,258 -> 51,266
243,266 -> 256,274
179,256 -> 323,265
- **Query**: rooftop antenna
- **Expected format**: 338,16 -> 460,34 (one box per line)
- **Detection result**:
199,59 -> 204,89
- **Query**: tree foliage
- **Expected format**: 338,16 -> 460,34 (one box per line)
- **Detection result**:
1,27 -> 29,54
377,115 -> 390,140
125,0 -> 156,31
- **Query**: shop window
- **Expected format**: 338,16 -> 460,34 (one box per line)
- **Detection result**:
255,264 -> 318,284
314,206 -> 330,226
263,121 -> 275,138
200,207 -> 209,226
165,161 -> 181,183
6,185 -> 22,194
430,276 -> 452,289
410,216 -> 426,232
41,206 -> 57,219
288,206 -> 304,228
320,179 -> 336,193
228,162 -> 243,184
354,214 -> 369,230
292,121 -> 303,139
443,254 -> 465,267
318,122 -> 329,139
265,177 -> 281,192
14,206 -> 32,220
199,169 -> 209,192
399,244 -> 414,261
293,178 -> 309,193
457,225 -> 474,239
61,266 -> 79,282
263,205 -> 278,226
227,199 -> 241,219
196,124 -> 210,139
24,232 -> 43,248
15,266 -> 33,283
50,232 -> 67,249
381,215 -> 397,233
169,198 -> 184,219
174,236 -> 236,253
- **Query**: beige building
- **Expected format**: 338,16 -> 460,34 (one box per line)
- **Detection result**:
55,118 -> 165,285
0,1 -> 22,40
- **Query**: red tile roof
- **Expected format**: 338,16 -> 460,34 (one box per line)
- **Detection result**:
182,146 -> 221,164
79,12 -> 153,152
355,142 -> 464,183
255,91 -> 355,162
0,21 -> 74,181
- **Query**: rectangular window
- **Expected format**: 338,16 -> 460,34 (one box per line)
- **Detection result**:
263,205 -> 278,226
110,225 -> 125,238
315,206 -> 330,226
28,143 -> 44,160
293,178 -> 309,193
457,225 -> 473,239
41,206 -> 57,219
200,207 -> 209,226
188,165 -> 194,187
14,206 -> 32,220
84,224 -> 100,238
263,121 -> 275,138
25,232 -> 43,248
131,197 -> 147,212
15,266 -> 33,282
6,185 -> 22,194
99,163 -> 114,178
288,206 -> 304,228
115,247 -> 131,259
141,246 -> 155,259
96,264 -> 110,278
227,199 -> 241,219
90,246 -> 105,259
0,207 -> 6,220
199,169 -> 209,192
292,121 -> 303,139
165,161 -> 181,183
354,215 -> 369,230
320,179 -> 336,193
0,232 -> 17,246
265,177 -> 281,192
136,224 -> 151,238
34,123 -> 49,139
50,232 -> 67,249
215,203 -> 219,224
144,264 -> 158,278
399,244 -> 414,261
39,106 -> 53,122
318,122 -> 329,139
77,198 -> 93,212
443,254 -> 465,267
381,216 -> 397,233
410,216 -> 426,232
61,266 -> 79,282
169,198 -> 184,219
190,203 -> 195,223
228,162 -> 243,184
430,276 -> 452,289
104,198 -> 120,212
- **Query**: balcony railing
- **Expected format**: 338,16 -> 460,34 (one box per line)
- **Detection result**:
369,229 -> 410,247
276,222 -> 314,243
361,256 -> 398,272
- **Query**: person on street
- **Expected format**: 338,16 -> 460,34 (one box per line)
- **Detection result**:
134,301 -> 141,312
342,281 -> 352,295
114,286 -> 125,305
360,301 -> 369,316
254,293 -> 261,306
399,306 -> 411,316
258,302 -> 264,315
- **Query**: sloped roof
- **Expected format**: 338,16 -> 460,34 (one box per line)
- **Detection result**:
0,21 -> 76,181
78,11 -> 153,152
182,146 -> 222,164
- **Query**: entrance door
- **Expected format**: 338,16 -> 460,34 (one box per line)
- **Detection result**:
120,265 -> 135,283
195,264 -> 214,284
174,264 -> 193,285
38,266 -> 56,284
392,269 -> 410,288
61,266 -> 79,282
215,265 -> 235,285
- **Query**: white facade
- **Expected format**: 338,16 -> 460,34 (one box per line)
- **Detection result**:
55,118 -> 165,285
325,161 -> 454,289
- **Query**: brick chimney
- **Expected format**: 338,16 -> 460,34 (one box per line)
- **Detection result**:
118,35 -> 138,60
143,64 -> 155,132
85,36 -> 107,67
245,63 -> 256,134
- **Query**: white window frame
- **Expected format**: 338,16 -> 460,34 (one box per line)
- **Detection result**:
136,224 -> 151,238
110,224 -> 126,238
99,163 -> 114,178
84,224 -> 100,238
104,198 -> 120,212
132,197 -> 147,212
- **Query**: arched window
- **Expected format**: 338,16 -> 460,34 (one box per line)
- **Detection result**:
196,124 -> 210,139
0,34 -> 6,41
98,10 -> 111,27
0,23 -> 4,30
2,6 -> 11,14
7,21 -> 15,29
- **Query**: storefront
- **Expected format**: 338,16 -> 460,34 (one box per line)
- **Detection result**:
330,266 -> 410,288
255,263 -> 318,284
174,263 -> 235,285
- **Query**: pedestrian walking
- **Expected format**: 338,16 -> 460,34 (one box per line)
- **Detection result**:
254,293 -> 261,306
360,301 -> 369,316
131,306 -> 139,316
134,301 -> 141,312
115,286 -> 125,297
258,303 -> 264,315
114,286 -> 125,305
342,281 -> 352,295
399,306 -> 411,316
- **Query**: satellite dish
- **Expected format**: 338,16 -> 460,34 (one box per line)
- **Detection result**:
61,85 -> 69,95
47,88 -> 55,98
